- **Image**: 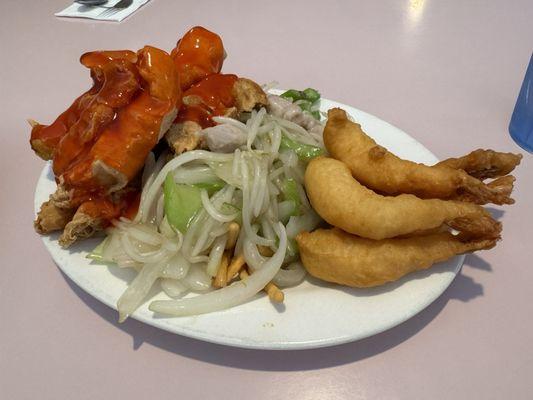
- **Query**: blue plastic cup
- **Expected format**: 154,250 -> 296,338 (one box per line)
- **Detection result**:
509,53 -> 533,152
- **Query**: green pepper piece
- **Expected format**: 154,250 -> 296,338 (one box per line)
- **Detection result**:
297,100 -> 313,112
279,134 -> 324,161
310,110 -> 321,120
280,89 -> 304,102
287,238 -> 299,257
302,88 -> 320,104
278,200 -> 296,224
281,178 -> 302,216
293,99 -> 320,120
86,237 -> 108,261
192,180 -> 225,195
164,174 -> 203,233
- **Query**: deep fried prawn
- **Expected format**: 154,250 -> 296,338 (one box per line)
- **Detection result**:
305,157 -> 501,240
324,108 -> 516,205
297,228 -> 497,288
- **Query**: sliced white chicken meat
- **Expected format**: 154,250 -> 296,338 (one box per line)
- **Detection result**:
267,94 -> 323,134
203,124 -> 247,153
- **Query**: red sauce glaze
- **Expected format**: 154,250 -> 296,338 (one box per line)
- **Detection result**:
171,26 -> 225,90
64,92 -> 172,189
52,58 -> 141,177
33,29 -> 232,227
177,73 -> 237,128
80,50 -> 137,68
30,82 -> 101,160
70,189 -> 139,227
76,195 -> 131,224
62,46 -> 180,191
122,192 -> 141,220
30,50 -> 138,160
68,188 -> 94,209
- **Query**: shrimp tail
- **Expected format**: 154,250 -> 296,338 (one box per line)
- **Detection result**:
437,149 -> 522,180
448,213 -> 502,241
456,175 -> 516,205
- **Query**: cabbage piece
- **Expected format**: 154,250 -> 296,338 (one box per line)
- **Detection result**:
163,173 -> 203,233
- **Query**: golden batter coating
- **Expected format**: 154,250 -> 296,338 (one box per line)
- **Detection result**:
296,228 -> 497,288
34,200 -> 75,234
324,108 -> 516,205
304,157 -> 501,240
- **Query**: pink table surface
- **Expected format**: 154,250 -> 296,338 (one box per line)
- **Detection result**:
1,1 -> 532,399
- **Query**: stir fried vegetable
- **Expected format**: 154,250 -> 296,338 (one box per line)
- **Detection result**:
281,87 -> 321,120
164,174 -> 203,233
280,134 -> 323,161
86,237 -> 108,261
91,100 -> 324,320
281,178 -> 302,217
192,180 -> 225,195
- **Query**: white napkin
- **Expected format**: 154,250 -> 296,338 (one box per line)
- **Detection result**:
55,0 -> 150,22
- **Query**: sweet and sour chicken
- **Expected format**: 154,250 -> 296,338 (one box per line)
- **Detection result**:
31,27 -> 267,246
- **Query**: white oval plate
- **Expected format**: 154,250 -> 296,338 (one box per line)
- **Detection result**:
34,94 -> 462,350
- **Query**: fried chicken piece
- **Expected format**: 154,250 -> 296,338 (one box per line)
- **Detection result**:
49,184 -> 74,209
51,58 -> 140,177
61,46 -> 180,194
297,228 -> 497,288
305,157 -> 501,240
57,196 -> 130,248
58,208 -> 105,248
166,76 -> 267,154
324,108 -> 516,205
437,149 -> 522,180
171,26 -> 226,90
165,120 -> 204,154
34,184 -> 78,234
232,77 -> 268,112
34,200 -> 76,234
28,50 -> 138,161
